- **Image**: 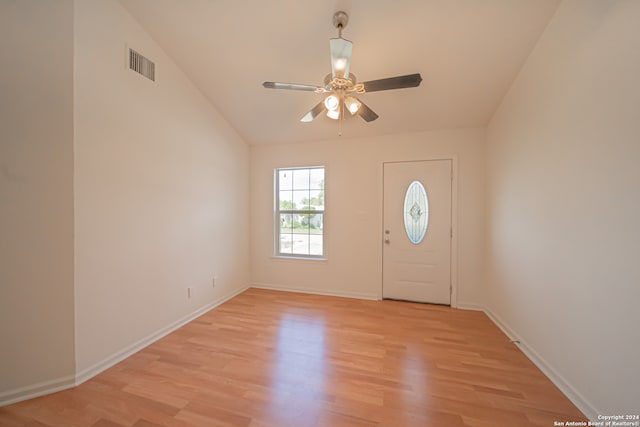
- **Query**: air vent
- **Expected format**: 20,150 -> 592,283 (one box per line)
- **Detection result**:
128,48 -> 155,81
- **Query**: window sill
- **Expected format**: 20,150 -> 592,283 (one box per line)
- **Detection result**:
271,256 -> 328,264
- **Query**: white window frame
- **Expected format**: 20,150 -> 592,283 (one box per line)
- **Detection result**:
274,166 -> 325,259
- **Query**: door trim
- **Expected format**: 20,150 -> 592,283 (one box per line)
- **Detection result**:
380,156 -> 459,307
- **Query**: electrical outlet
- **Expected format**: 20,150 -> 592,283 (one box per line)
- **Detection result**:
212,276 -> 218,288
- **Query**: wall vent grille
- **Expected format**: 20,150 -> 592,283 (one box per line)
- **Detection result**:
128,48 -> 155,81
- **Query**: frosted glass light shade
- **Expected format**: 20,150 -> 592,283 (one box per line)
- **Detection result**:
344,96 -> 361,114
326,109 -> 340,120
324,95 -> 340,111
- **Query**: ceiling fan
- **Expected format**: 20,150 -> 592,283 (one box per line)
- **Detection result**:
263,11 -> 422,125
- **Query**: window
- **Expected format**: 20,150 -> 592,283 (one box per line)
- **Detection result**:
275,166 -> 325,258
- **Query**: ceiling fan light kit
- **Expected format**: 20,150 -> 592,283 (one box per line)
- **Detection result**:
324,94 -> 340,111
263,11 -> 422,133
344,97 -> 361,115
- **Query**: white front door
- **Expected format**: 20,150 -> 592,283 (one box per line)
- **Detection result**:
383,160 -> 452,304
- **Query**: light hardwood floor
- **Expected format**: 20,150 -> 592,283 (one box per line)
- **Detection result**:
0,288 -> 585,426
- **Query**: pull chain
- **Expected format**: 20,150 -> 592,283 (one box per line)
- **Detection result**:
338,96 -> 344,136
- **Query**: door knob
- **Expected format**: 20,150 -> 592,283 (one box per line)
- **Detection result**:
384,229 -> 390,243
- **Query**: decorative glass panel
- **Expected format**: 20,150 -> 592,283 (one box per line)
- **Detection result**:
403,180 -> 429,244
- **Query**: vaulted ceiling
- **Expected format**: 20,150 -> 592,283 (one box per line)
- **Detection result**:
119,0 -> 560,145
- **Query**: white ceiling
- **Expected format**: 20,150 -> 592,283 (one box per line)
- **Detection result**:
119,0 -> 560,145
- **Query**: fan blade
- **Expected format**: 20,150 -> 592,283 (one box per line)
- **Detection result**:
263,81 -> 322,92
329,38 -> 352,80
300,102 -> 327,123
361,73 -> 422,93
356,99 -> 379,122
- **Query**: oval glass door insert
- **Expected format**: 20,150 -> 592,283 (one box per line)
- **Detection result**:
403,180 -> 429,244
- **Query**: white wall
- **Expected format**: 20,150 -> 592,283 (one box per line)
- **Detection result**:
251,129 -> 485,305
486,0 -> 640,416
74,0 -> 250,377
0,1 -> 76,402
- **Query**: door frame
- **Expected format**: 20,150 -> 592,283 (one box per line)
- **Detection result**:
380,156 -> 459,307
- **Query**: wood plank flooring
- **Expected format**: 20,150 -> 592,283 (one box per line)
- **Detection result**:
0,288 -> 586,426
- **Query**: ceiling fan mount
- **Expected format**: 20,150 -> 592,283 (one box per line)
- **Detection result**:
263,11 -> 422,126
332,10 -> 349,32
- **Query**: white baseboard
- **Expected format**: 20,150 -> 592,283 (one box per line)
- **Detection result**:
455,301 -> 485,311
477,305 -> 599,421
0,285 -> 249,408
251,282 -> 379,300
0,373 -> 76,407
